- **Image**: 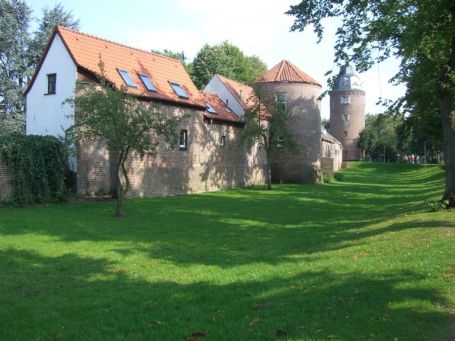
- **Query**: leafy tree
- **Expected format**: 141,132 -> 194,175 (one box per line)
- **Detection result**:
191,41 -> 267,89
358,114 -> 400,162
287,0 -> 455,207
151,48 -> 192,74
28,3 -> 79,69
0,0 -> 31,133
68,63 -> 181,217
242,89 -> 299,190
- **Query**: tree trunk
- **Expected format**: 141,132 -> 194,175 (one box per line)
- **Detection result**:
267,151 -> 272,190
114,160 -> 124,217
438,13 -> 455,208
438,94 -> 455,207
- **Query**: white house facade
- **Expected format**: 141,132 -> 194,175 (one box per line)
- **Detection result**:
26,33 -> 76,137
204,75 -> 246,119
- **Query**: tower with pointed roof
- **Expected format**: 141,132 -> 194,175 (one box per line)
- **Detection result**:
256,60 -> 322,183
329,64 -> 365,161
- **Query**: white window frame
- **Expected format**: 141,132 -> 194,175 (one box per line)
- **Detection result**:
179,129 -> 188,150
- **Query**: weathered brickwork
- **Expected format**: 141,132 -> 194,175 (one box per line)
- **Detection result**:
0,157 -> 13,200
76,105 -> 267,197
257,82 -> 322,183
329,90 -> 365,161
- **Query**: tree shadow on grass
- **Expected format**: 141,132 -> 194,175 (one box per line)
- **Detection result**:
0,163 -> 450,269
0,249 -> 452,340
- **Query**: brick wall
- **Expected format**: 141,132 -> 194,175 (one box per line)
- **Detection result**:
0,157 -> 13,200
76,105 -> 268,198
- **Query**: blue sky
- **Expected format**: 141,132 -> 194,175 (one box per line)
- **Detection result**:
28,0 -> 406,119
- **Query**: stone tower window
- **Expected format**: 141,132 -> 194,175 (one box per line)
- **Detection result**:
179,129 -> 188,150
343,114 -> 350,121
220,135 -> 226,146
275,92 -> 287,112
344,130 -> 348,137
340,96 -> 350,104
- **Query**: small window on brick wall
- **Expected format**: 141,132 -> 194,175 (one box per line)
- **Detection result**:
340,96 -> 350,104
343,114 -> 350,121
179,129 -> 188,150
46,73 -> 56,95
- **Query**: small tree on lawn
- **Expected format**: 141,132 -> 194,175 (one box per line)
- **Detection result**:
68,63 -> 180,217
242,89 -> 299,190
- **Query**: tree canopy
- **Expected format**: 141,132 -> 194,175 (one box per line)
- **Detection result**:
287,0 -> 455,206
242,89 -> 298,190
191,41 -> 268,89
68,63 -> 181,217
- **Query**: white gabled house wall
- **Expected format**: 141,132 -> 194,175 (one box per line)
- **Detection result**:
204,75 -> 244,119
26,33 -> 77,137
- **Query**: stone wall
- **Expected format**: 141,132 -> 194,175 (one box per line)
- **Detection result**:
257,82 -> 322,183
0,157 -> 13,200
320,157 -> 336,175
76,105 -> 267,198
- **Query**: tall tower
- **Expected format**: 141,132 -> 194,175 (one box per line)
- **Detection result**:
257,60 -> 322,183
329,64 -> 365,161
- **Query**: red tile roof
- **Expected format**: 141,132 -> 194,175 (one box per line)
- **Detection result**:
216,75 -> 256,109
26,26 -> 205,109
258,60 -> 321,86
199,92 -> 242,124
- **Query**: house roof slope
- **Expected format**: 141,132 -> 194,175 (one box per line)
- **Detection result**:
216,75 -> 256,109
26,26 -> 204,109
199,92 -> 243,124
258,60 -> 321,86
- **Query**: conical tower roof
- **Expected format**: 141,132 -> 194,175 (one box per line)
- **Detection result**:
258,60 -> 321,86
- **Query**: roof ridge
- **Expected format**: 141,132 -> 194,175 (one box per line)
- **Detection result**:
57,25 -> 181,64
216,74 -> 252,88
276,60 -> 287,81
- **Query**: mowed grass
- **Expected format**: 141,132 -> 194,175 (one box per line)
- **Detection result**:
0,163 -> 454,340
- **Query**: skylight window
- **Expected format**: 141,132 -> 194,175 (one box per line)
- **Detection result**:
138,73 -> 157,92
206,103 -> 217,114
169,82 -> 188,99
117,69 -> 136,87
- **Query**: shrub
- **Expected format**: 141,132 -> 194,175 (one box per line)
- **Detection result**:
323,172 -> 334,183
0,133 -> 68,205
334,171 -> 344,181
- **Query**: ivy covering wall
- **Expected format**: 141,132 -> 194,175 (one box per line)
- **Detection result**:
0,133 -> 67,205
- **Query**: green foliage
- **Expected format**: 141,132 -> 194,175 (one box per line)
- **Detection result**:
68,62 -> 181,216
358,114 -> 401,162
191,41 -> 267,89
150,48 -> 192,74
0,133 -> 67,205
287,0 -> 455,206
28,3 -> 79,69
333,171 -> 344,181
322,171 -> 334,183
0,0 -> 31,132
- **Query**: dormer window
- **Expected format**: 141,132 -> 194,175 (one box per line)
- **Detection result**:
206,103 -> 217,114
46,73 -> 56,95
138,73 -> 157,92
117,69 -> 136,87
170,82 -> 188,99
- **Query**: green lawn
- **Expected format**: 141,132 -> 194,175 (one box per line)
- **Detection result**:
0,163 -> 454,340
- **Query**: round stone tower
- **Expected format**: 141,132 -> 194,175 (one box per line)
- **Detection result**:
257,60 -> 322,183
329,64 -> 365,161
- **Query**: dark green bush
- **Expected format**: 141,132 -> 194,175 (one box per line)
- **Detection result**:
0,133 -> 68,205
334,171 -> 344,181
